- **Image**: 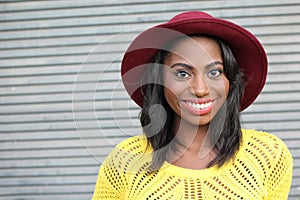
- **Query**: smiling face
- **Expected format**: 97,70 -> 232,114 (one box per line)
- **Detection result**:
163,36 -> 230,126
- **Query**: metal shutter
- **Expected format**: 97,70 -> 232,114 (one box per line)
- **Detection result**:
0,0 -> 299,199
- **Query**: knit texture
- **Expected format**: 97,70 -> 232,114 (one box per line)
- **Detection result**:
92,129 -> 293,200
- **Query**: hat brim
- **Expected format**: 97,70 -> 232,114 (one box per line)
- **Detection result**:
121,13 -> 268,111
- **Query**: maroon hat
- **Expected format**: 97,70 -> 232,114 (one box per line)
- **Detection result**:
121,11 -> 268,111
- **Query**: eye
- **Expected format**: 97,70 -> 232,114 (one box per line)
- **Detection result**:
208,69 -> 223,78
175,70 -> 191,79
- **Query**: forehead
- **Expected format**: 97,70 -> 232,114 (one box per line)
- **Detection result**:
164,36 -> 222,66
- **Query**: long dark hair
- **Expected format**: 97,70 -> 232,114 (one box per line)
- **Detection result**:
140,35 -> 247,172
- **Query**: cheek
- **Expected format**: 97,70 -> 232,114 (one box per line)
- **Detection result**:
223,78 -> 230,97
163,72 -> 179,101
164,87 -> 177,106
163,76 -> 189,104
207,77 -> 230,99
163,71 -> 189,113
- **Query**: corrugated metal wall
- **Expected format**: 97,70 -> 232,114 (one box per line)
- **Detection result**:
0,0 -> 299,199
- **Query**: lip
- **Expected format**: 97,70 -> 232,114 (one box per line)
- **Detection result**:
181,99 -> 214,115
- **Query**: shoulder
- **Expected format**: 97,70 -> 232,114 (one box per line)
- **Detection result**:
115,134 -> 149,152
229,129 -> 293,197
240,129 -> 293,167
102,134 -> 152,172
241,129 -> 290,151
106,134 -> 150,159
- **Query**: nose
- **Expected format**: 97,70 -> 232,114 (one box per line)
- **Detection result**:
189,75 -> 209,97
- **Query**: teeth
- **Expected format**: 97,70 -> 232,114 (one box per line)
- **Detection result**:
186,101 -> 212,109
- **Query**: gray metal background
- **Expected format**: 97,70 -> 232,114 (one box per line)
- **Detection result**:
0,0 -> 299,199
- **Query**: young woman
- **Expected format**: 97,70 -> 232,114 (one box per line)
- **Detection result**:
92,11 -> 293,199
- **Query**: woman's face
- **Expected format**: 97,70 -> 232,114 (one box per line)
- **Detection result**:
163,36 -> 229,126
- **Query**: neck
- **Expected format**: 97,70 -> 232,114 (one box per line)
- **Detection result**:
172,114 -> 213,153
166,114 -> 218,169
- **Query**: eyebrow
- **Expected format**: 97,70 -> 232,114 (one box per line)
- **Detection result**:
170,61 -> 223,69
206,61 -> 223,68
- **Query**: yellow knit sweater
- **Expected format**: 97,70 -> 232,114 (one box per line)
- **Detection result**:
92,129 -> 293,199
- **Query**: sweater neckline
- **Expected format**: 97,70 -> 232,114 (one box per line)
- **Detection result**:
160,158 -> 232,178
158,129 -> 249,178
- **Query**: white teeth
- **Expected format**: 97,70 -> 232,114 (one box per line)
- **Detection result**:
186,101 -> 212,109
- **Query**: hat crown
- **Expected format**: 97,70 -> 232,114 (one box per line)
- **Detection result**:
122,11 -> 267,110
168,11 -> 214,23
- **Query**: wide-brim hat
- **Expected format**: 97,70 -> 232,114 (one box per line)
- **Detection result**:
121,11 -> 268,111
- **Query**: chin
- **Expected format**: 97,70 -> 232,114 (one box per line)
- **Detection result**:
182,114 -> 213,126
